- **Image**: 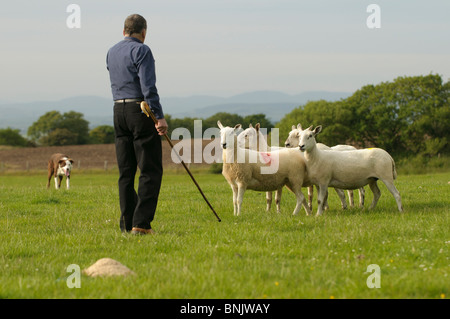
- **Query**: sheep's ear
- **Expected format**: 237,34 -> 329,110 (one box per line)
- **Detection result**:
249,123 -> 253,128
234,124 -> 242,131
255,123 -> 260,131
313,125 -> 322,135
291,125 -> 296,131
217,120 -> 224,129
297,123 -> 302,130
306,125 -> 313,131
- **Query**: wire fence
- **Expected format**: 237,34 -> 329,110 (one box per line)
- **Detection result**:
0,159 -> 117,172
0,140 -> 220,173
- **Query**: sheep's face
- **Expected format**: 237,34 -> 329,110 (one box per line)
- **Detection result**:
238,127 -> 258,150
220,127 -> 235,149
299,125 -> 322,152
218,121 -> 242,149
285,129 -> 301,148
285,124 -> 304,148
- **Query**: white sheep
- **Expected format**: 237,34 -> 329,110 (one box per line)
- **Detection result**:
298,125 -> 403,216
285,124 -> 366,208
237,123 -> 350,211
237,123 -> 338,212
237,123 -> 283,213
218,121 -> 311,216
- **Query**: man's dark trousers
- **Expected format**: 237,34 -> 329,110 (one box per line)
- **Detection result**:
113,101 -> 163,232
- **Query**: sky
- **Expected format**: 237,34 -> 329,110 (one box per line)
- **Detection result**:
1,0 -> 449,103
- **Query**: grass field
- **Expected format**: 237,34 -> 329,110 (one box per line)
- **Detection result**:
0,170 -> 448,299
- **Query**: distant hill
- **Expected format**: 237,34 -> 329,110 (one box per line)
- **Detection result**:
0,90 -> 350,134
0,96 -> 114,135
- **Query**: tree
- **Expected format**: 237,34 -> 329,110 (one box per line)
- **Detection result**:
396,74 -> 449,155
58,111 -> 90,144
203,112 -> 244,131
167,115 -> 198,139
89,125 -> 115,144
39,128 -> 78,146
242,113 -> 273,130
345,74 -> 449,154
274,74 -> 450,156
27,111 -> 63,142
344,83 -> 406,152
276,100 -> 354,147
165,112 -> 275,140
0,128 -> 29,147
27,111 -> 90,146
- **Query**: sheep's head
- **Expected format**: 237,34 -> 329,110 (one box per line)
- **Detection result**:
217,120 -> 242,149
237,123 -> 260,150
285,124 -> 303,148
298,125 -> 322,152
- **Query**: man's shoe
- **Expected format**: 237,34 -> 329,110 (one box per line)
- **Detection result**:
131,227 -> 155,235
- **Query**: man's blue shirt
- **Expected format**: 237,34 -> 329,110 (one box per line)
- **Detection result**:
107,37 -> 164,119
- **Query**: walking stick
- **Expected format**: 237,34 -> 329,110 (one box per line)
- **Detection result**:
140,101 -> 221,222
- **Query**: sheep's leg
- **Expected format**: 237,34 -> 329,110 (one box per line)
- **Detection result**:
307,186 -> 314,210
292,188 -> 309,216
358,187 -> 365,208
319,185 -> 329,210
347,190 -> 355,208
368,180 -> 381,210
316,185 -> 328,216
231,184 -> 238,216
286,184 -> 310,215
381,180 -> 403,212
323,190 -> 329,210
275,188 -> 282,214
266,191 -> 272,212
236,184 -> 246,216
334,188 -> 347,210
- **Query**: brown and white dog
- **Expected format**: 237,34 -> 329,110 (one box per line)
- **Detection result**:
47,153 -> 74,189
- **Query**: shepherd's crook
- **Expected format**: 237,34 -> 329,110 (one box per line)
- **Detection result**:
140,101 -> 221,222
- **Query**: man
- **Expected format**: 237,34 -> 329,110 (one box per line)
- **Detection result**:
107,14 -> 168,235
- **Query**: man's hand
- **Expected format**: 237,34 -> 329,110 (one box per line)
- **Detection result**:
155,118 -> 168,136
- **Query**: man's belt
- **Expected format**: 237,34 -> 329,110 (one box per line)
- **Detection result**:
114,98 -> 143,103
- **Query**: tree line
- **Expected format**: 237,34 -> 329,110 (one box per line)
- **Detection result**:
276,74 -> 449,157
1,74 -> 448,158
0,110 -> 273,147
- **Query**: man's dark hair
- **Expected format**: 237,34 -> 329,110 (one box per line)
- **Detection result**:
124,14 -> 147,35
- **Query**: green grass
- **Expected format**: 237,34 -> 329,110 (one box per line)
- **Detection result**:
0,171 -> 449,299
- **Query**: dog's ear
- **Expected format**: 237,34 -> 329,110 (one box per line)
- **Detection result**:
68,158 -> 74,164
58,159 -> 66,166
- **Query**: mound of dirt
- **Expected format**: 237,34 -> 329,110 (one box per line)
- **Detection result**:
83,258 -> 135,277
